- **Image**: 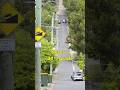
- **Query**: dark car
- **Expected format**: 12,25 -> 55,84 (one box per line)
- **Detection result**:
62,19 -> 67,23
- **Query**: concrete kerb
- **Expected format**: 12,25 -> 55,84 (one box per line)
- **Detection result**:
41,74 -> 58,90
47,73 -> 58,90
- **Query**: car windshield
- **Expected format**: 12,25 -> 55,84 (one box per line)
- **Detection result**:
73,72 -> 82,76
77,73 -> 81,76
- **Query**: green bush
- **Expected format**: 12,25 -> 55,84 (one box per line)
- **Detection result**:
101,62 -> 120,90
76,52 -> 85,70
14,30 -> 34,90
41,39 -> 59,73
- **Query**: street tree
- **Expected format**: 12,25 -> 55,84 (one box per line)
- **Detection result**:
86,0 -> 120,89
86,0 -> 120,68
41,38 -> 59,73
14,30 -> 34,90
64,0 -> 85,53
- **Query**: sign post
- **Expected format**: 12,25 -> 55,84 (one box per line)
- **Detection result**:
0,39 -> 15,51
35,27 -> 45,90
0,2 -> 23,90
35,0 -> 46,90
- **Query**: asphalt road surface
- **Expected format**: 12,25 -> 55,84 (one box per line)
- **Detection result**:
52,1 -> 85,90
55,0 -> 68,52
53,61 -> 85,90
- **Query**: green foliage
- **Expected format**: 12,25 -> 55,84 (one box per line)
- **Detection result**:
43,2 -> 56,13
41,1 -> 59,73
42,9 -> 52,25
15,0 -> 35,39
85,0 -> 120,89
76,52 -> 85,70
14,30 -> 34,90
41,38 -> 59,73
42,1 -> 56,42
64,0 -> 85,53
41,38 -> 53,64
87,64 -> 102,81
42,27 -> 51,42
101,63 -> 120,90
42,1 -> 56,25
86,0 -> 120,66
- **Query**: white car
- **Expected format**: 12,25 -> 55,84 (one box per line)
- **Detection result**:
58,20 -> 61,24
71,72 -> 83,81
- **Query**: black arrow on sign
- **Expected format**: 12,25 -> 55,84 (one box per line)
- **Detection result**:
35,32 -> 42,36
0,14 -> 18,23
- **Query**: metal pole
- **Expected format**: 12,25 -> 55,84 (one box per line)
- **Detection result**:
35,0 -> 41,27
0,52 -> 14,90
50,12 -> 55,75
35,48 -> 41,90
51,12 -> 54,45
35,0 -> 42,90
0,1 -> 14,90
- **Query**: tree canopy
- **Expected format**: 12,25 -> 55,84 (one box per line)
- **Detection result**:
86,0 -> 120,66
86,0 -> 120,89
64,0 -> 85,53
14,30 -> 34,90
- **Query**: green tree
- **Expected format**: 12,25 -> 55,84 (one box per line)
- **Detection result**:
64,0 -> 85,53
86,0 -> 120,89
14,30 -> 34,90
41,38 -> 59,73
86,0 -> 120,68
76,52 -> 85,70
101,63 -> 120,90
41,38 -> 53,64
42,1 -> 56,42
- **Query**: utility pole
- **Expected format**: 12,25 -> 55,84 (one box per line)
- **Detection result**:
50,12 -> 55,75
35,0 -> 42,90
51,12 -> 54,45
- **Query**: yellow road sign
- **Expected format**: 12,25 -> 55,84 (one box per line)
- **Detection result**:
35,27 -> 45,41
0,2 -> 24,35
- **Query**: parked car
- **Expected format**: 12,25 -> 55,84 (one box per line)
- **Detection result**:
51,0 -> 56,4
71,72 -> 83,81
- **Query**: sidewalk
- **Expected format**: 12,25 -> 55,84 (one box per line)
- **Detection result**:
41,74 -> 58,90
41,83 -> 54,90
